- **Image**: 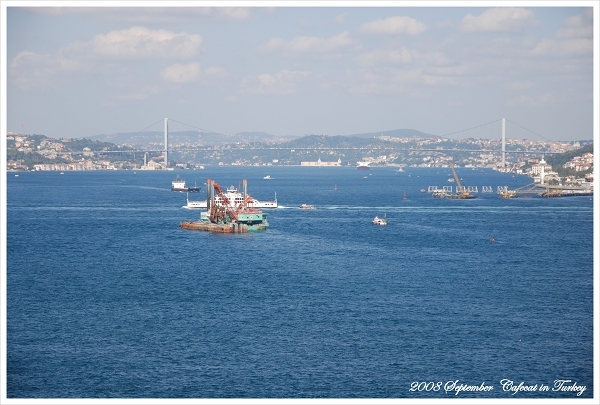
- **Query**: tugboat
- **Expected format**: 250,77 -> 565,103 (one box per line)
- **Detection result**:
172,175 -> 200,192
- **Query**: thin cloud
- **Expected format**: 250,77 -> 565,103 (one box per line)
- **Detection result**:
356,47 -> 452,68
532,37 -> 593,56
161,62 -> 201,84
506,92 -> 557,107
335,13 -> 348,24
9,50 -> 84,89
360,16 -> 428,35
356,48 -> 415,67
83,26 -> 203,59
508,80 -> 536,90
259,31 -> 356,58
241,69 -> 311,95
9,26 -> 204,89
531,10 -> 592,57
460,8 -> 536,33
26,7 -> 250,23
556,11 -> 593,39
346,66 -> 460,95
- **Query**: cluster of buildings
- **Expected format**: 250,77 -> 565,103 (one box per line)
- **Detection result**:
31,161 -> 119,171
300,158 -> 342,166
500,154 -> 594,185
564,152 -> 593,172
5,132 -> 593,185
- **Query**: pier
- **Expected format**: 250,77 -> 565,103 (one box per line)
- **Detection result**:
497,184 -> 593,198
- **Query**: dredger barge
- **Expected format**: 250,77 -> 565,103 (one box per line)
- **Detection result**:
179,179 -> 268,233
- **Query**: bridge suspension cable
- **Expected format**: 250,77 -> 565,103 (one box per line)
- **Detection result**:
136,119 -> 164,133
168,118 -> 211,133
439,118 -> 502,138
506,118 -> 553,142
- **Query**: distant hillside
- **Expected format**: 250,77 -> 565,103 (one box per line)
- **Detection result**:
545,143 -> 593,167
345,128 -> 437,139
89,130 -> 294,147
283,135 -> 376,149
88,128 -> 436,146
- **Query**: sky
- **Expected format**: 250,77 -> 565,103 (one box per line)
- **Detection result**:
2,1 -> 597,142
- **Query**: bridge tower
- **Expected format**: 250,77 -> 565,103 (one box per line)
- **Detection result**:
164,117 -> 168,168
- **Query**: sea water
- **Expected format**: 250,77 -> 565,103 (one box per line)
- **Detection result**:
5,167 -> 594,398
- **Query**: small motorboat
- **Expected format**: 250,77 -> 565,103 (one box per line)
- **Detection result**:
373,215 -> 388,226
300,204 -> 314,210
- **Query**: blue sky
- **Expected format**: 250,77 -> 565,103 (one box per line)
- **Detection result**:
2,2 -> 597,141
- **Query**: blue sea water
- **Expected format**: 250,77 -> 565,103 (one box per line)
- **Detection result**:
5,166 -> 595,399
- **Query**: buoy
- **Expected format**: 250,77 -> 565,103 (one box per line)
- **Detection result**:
490,237 -> 495,242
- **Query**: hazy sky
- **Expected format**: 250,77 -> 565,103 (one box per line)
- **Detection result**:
2,2 -> 597,141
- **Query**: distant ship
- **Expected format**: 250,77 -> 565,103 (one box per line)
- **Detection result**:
183,185 -> 277,209
183,193 -> 205,209
172,175 -> 200,192
357,162 -> 371,170
373,215 -> 388,226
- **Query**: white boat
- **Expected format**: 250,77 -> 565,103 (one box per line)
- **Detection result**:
373,215 -> 388,226
183,193 -> 205,209
263,175 -> 272,179
357,162 -> 371,170
182,186 -> 278,209
300,204 -> 314,210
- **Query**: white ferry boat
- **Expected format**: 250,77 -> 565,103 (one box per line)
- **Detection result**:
183,186 -> 278,209
183,193 -> 206,209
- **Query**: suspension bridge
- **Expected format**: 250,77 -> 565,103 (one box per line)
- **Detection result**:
81,117 -> 564,167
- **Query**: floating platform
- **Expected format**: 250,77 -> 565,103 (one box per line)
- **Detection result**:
432,191 -> 476,199
542,190 -> 593,198
180,211 -> 269,233
498,184 -> 593,198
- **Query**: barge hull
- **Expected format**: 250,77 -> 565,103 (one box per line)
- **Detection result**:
180,221 -> 249,233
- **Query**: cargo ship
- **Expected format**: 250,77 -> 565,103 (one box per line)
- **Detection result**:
180,179 -> 269,233
172,175 -> 200,192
